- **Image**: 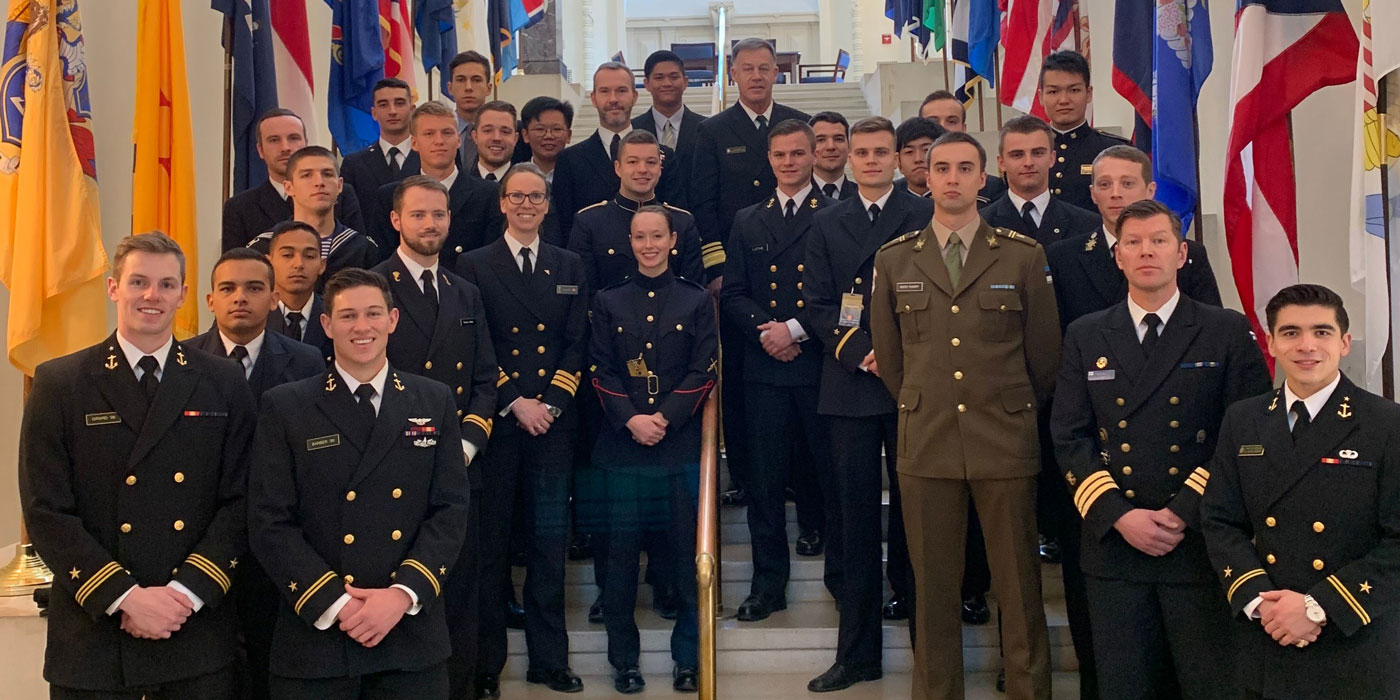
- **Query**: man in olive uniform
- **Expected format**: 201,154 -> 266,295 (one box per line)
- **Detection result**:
370,176 -> 498,700
20,233 -> 257,699
1050,200 -> 1271,698
1040,51 -> 1132,212
250,268 -> 471,700
870,131 -> 1058,700
1204,284 -> 1400,700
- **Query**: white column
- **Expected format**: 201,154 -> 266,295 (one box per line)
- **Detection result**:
582,0 -> 597,90
849,0 -> 864,77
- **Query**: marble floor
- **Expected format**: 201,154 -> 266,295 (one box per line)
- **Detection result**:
500,673 -> 1082,699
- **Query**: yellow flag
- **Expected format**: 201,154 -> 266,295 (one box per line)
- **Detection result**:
0,0 -> 109,376
132,0 -> 198,339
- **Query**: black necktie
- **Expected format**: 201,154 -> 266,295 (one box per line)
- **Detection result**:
1291,400 -> 1311,440
420,270 -> 439,314
387,146 -> 402,177
1020,200 -> 1038,235
822,183 -> 838,199
784,199 -> 796,221
137,355 -> 160,401
284,311 -> 304,342
485,171 -> 497,182
354,384 -> 378,427
868,203 -> 881,222
755,115 -> 769,132
229,345 -> 250,375
520,247 -> 534,276
1141,312 -> 1162,358
609,134 -> 620,161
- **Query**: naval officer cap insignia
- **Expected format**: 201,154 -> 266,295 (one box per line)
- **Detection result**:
1096,356 -> 1108,370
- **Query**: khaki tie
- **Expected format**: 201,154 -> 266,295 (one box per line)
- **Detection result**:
661,121 -> 677,149
945,235 -> 965,287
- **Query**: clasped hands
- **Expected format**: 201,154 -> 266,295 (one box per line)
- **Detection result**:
757,321 -> 801,362
336,583 -> 413,648
1114,508 -> 1185,557
1257,590 -> 1322,648
512,397 -> 555,436
118,585 -> 194,640
627,412 -> 668,446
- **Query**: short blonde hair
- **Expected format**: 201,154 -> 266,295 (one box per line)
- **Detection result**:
411,100 -> 457,134
113,231 -> 185,282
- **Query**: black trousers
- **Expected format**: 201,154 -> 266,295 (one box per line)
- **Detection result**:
720,315 -> 750,490
444,487 -> 482,700
477,423 -> 574,674
51,666 -> 236,700
233,556 -> 279,700
269,662 -> 447,700
744,382 -> 827,601
790,425 -> 825,535
827,413 -> 905,669
1085,575 -> 1238,700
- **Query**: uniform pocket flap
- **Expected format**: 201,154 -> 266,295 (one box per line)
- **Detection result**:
895,291 -> 931,313
1000,383 -> 1035,413
898,386 -> 921,412
979,291 -> 1023,312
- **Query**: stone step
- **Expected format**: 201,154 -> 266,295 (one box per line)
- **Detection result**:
496,672 -> 1081,699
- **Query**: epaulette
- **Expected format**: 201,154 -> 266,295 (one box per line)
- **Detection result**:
1096,127 -> 1131,143
995,227 -> 1038,246
578,200 -> 609,214
677,275 -> 707,290
879,230 -> 921,252
662,202 -> 692,216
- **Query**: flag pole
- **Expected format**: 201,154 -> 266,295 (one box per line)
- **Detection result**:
1191,111 -> 1204,243
221,15 -> 234,203
941,42 -> 950,91
1072,0 -> 1083,53
977,80 -> 986,131
1379,76 -> 1395,399
0,376 -> 54,596
993,49 -> 1004,128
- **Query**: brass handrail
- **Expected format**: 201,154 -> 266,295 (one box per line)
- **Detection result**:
695,368 -> 721,698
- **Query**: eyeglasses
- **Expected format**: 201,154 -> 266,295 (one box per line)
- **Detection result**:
504,192 -> 548,204
528,126 -> 568,137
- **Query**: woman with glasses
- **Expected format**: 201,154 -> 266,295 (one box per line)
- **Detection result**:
580,204 -> 717,694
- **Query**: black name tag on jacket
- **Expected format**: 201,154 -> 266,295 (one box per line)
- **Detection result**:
459,318 -> 475,326
85,412 -> 121,426
556,285 -> 579,295
726,146 -> 747,155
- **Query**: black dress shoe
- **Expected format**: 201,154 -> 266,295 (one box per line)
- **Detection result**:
807,663 -> 882,692
1039,534 -> 1062,564
505,598 -> 526,629
568,533 -> 594,561
720,487 -> 747,506
588,595 -> 604,624
474,673 -> 501,699
614,668 -> 645,694
962,593 -> 991,625
526,667 -> 584,693
882,595 -> 909,620
795,530 -> 824,557
673,666 -> 699,692
736,593 -> 786,622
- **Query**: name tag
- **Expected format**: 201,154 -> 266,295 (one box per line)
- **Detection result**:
895,282 -> 924,292
556,285 -> 579,296
726,146 -> 747,155
749,244 -> 769,253
182,410 -> 229,417
1080,164 -> 1094,175
307,434 -> 341,451
839,293 -> 864,327
627,353 -> 650,378
1238,445 -> 1265,457
1179,361 -> 1221,369
459,318 -> 475,326
1087,370 -> 1116,382
85,412 -> 121,426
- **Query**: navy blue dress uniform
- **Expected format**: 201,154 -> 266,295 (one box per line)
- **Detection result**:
1204,375 -> 1400,700
19,334 -> 257,696
1051,293 -> 1272,698
247,224 -> 380,290
370,254 -> 497,700
583,268 -> 717,677
248,365 -> 470,697
341,143 -> 420,236
186,327 -> 325,700
222,180 -> 366,252
802,187 -> 933,673
371,170 -> 505,270
1047,226 -> 1224,330
633,107 -> 707,208
552,132 -> 683,245
267,295 -> 334,363
814,178 -> 860,201
569,196 -> 708,289
722,188 -> 834,611
1051,124 -> 1132,212
979,192 -> 1100,247
455,237 -> 590,681
978,175 -> 1008,206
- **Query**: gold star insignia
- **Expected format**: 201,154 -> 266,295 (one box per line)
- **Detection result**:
229,558 -> 239,569
288,580 -> 298,592
1360,581 -> 1373,594
1223,566 -> 1233,578
439,566 -> 447,576
69,567 -> 80,580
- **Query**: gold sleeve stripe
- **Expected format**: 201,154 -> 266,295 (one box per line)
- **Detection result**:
402,559 -> 442,597
1075,479 -> 1119,518
701,242 -> 727,267
1193,467 -> 1211,480
185,554 -> 231,593
75,562 -> 123,606
834,327 -> 859,361
294,571 -> 338,615
496,369 -> 510,388
1327,575 -> 1372,625
1226,568 -> 1267,603
1073,472 -> 1116,512
1184,470 -> 1210,496
551,370 -> 580,395
463,414 -> 491,434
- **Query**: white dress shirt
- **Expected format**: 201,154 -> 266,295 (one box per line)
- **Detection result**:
379,136 -> 411,168
1006,188 -> 1052,228
739,100 -> 775,129
270,179 -> 288,200
813,173 -> 848,197
769,185 -> 813,344
217,330 -> 266,378
858,186 -> 894,221
477,160 -> 510,181
597,125 -> 633,158
436,166 -> 460,192
396,249 -> 440,297
1126,289 -> 1181,342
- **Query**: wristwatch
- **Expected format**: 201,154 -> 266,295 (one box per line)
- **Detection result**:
544,403 -> 563,418
1303,594 -> 1328,625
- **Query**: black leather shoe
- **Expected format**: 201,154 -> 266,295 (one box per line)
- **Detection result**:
673,666 -> 699,692
736,593 -> 786,622
526,667 -> 584,693
795,530 -> 824,557
588,595 -> 604,624
721,487 -> 747,506
614,668 -> 645,694
962,594 -> 991,625
882,595 -> 909,620
474,673 -> 501,699
1039,534 -> 1062,564
568,533 -> 594,561
652,585 -> 679,620
807,663 -> 882,692
505,598 -> 526,629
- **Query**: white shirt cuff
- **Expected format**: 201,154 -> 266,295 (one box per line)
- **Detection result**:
462,440 -> 478,462
106,585 -> 136,616
499,397 -> 521,417
784,318 -> 808,343
167,581 -> 204,612
1244,596 -> 1263,620
315,593 -> 352,630
392,584 -> 422,615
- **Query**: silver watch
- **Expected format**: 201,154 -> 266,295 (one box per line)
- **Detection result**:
544,403 -> 563,418
1303,594 -> 1327,625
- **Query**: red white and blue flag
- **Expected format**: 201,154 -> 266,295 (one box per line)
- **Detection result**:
999,0 -> 1051,118
1223,0 -> 1357,358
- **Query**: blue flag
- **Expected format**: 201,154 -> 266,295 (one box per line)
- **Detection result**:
212,0 -> 278,191
966,0 -> 998,88
324,0 -> 383,153
489,0 -> 532,83
1111,0 -> 1153,150
416,0 -> 458,94
1151,0 -> 1212,232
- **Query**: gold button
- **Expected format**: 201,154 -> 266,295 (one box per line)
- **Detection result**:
676,324 -> 684,330
957,404 -> 967,413
770,283 -> 778,290
1313,559 -> 1325,571
648,291 -> 655,298
647,315 -> 654,322
770,300 -> 778,308
770,265 -> 778,273
457,410 -> 463,417
1170,445 -> 1181,453
1118,420 -> 1127,429
537,369 -> 547,377
607,248 -> 615,255
393,488 -> 403,499
125,475 -> 137,486
1055,172 -> 1063,179
1125,490 -> 1136,499
1116,398 -> 1125,407
1168,467 -> 1179,476
346,491 -> 357,501
344,575 -> 354,584
753,179 -> 761,186
537,346 -> 546,354
121,523 -> 132,533
456,362 -> 463,370
173,520 -> 184,531
796,300 -> 805,307
855,277 -> 863,285
456,386 -> 464,395
672,249 -> 678,256
904,305 -> 911,311
1121,443 -> 1131,453
537,323 -> 546,331
1313,521 -> 1325,533
344,534 -> 355,545
1060,143 -> 1067,150
951,305 -> 960,313
999,304 -> 1007,312
646,342 -> 653,349
455,246 -> 463,253
512,349 -> 520,356
951,337 -> 961,347
511,327 -> 519,334
392,530 -> 402,541
797,282 -> 803,289
1266,517 -> 1277,527
512,372 -> 520,379
1266,554 -> 1277,564
425,361 -> 433,370
1170,420 -> 1180,428
648,397 -> 655,405
174,472 -> 184,483
1057,156 -> 1065,163
953,371 -> 963,380
797,264 -> 804,272
1122,466 -> 1133,475
1170,396 -> 1180,405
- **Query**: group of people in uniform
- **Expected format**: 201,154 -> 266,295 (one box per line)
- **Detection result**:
15,37 -> 1399,700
